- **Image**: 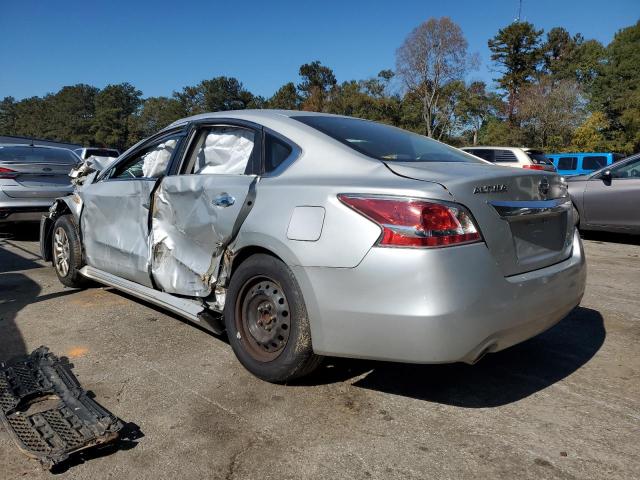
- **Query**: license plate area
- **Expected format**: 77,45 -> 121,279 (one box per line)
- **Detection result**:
510,212 -> 568,261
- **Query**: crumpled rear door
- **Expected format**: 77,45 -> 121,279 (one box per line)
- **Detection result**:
150,174 -> 256,296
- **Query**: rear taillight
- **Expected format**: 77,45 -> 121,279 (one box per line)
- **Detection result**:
522,164 -> 548,171
0,167 -> 17,179
338,194 -> 482,248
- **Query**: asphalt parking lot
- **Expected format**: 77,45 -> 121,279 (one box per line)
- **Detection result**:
0,225 -> 638,479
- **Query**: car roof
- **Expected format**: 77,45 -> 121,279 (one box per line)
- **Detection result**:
461,146 -> 526,151
165,109 -> 362,130
547,152 -> 612,155
0,143 -> 74,152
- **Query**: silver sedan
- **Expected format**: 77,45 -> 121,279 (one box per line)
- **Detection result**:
0,144 -> 76,223
40,111 -> 586,382
567,153 -> 640,234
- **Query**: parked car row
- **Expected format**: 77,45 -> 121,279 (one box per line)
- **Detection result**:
3,134 -> 638,238
0,111 -> 635,382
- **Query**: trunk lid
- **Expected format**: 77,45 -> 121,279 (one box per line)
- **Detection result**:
385,161 -> 575,276
1,161 -> 74,198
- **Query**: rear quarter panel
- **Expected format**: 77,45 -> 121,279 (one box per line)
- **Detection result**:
235,160 -> 451,268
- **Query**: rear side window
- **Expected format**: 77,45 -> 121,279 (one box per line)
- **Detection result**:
557,157 -> 577,170
465,149 -> 494,162
0,146 -> 78,164
186,126 -> 257,175
582,156 -> 607,170
264,133 -> 292,173
494,150 -> 518,162
292,115 -> 483,163
527,151 -> 552,165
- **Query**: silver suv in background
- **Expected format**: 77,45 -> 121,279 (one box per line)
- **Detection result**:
461,146 -> 556,172
0,144 -> 77,223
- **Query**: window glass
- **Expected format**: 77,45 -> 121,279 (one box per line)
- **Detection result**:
557,157 -> 577,170
611,157 -> 640,179
582,156 -> 607,170
526,151 -> 552,165
292,115 -> 483,163
465,149 -> 494,162
493,150 -> 518,162
113,136 -> 179,179
85,148 -> 119,159
188,127 -> 255,175
0,146 -> 78,164
265,133 -> 292,172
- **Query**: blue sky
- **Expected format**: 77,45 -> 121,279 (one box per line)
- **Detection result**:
1,0 -> 638,100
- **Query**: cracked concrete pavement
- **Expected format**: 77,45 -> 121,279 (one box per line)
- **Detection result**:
0,225 -> 638,479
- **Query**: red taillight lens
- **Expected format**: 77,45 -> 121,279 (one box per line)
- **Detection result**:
338,195 -> 482,248
0,167 -> 17,179
522,164 -> 547,171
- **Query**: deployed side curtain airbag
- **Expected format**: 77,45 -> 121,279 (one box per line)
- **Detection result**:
142,139 -> 177,178
194,128 -> 254,175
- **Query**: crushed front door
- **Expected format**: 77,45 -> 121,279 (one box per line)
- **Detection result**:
150,175 -> 255,296
80,134 -> 181,287
150,124 -> 260,297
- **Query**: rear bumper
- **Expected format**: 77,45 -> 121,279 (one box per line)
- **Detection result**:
294,230 -> 586,364
0,205 -> 52,223
0,191 -> 68,223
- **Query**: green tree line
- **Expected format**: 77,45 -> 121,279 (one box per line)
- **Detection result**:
1,18 -> 638,154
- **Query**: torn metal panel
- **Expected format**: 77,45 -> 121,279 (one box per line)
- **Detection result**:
0,347 -> 123,469
80,179 -> 157,287
69,158 -> 110,186
150,175 -> 256,297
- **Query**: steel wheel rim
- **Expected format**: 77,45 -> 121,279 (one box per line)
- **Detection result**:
53,227 -> 70,277
235,276 -> 291,362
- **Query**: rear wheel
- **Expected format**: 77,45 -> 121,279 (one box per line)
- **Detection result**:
52,215 -> 89,288
224,254 -> 322,382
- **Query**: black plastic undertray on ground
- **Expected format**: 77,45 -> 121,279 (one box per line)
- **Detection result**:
0,346 -> 123,469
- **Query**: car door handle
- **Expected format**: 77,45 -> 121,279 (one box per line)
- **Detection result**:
213,193 -> 235,207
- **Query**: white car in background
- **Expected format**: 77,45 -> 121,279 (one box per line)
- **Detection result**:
461,146 -> 556,172
74,147 -> 120,161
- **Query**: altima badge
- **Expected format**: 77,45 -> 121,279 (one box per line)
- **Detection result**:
473,184 -> 507,194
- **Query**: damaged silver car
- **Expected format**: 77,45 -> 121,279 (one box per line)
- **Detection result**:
40,111 -> 587,382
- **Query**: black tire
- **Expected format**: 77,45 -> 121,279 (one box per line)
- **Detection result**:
224,254 -> 322,382
51,215 -> 90,288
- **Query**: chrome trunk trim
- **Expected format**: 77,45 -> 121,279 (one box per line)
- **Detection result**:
490,198 -> 571,219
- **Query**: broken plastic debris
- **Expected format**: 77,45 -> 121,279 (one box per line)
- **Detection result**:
0,347 -> 124,469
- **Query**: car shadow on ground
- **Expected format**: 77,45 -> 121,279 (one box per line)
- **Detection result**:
0,243 -> 143,472
581,230 -> 640,246
303,306 -> 605,408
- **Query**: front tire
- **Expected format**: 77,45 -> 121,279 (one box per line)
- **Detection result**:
224,254 -> 322,382
51,215 -> 89,288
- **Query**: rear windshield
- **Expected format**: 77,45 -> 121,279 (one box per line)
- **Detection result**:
292,116 -> 483,163
85,148 -> 119,158
526,151 -> 553,165
0,146 -> 78,164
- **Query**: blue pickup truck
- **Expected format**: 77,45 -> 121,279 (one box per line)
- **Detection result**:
546,152 -> 624,176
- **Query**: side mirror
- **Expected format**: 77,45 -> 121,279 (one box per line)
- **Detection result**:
600,170 -> 612,184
